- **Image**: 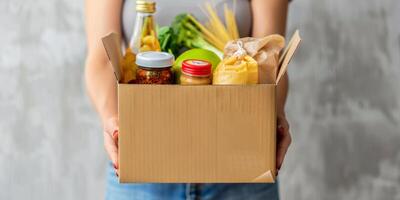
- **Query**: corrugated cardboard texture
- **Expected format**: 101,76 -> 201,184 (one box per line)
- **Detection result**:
119,84 -> 276,183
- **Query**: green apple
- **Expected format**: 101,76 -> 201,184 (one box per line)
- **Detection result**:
173,48 -> 221,83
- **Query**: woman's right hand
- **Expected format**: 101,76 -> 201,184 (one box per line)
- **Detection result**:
103,117 -> 119,176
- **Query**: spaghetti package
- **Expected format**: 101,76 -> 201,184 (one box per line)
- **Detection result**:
212,41 -> 258,85
224,35 -> 285,84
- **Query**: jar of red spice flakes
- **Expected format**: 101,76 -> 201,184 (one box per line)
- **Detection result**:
136,51 -> 174,84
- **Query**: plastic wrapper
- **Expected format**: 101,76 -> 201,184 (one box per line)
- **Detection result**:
213,41 -> 258,85
224,35 -> 285,84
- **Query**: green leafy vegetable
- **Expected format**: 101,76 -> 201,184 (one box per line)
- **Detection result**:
172,13 -> 223,58
158,26 -> 180,56
157,13 -> 223,58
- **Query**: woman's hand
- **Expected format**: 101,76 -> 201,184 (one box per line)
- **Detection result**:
276,113 -> 291,173
251,0 -> 290,174
85,0 -> 122,175
103,117 -> 119,176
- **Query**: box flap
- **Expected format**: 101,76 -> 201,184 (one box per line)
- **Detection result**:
252,170 -> 275,182
276,30 -> 302,84
102,32 -> 123,82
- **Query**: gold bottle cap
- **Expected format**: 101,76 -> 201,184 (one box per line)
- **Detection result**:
136,0 -> 156,13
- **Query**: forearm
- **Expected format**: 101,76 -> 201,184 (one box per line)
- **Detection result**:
251,0 -> 289,115
251,0 -> 288,37
84,0 -> 122,124
85,56 -> 118,124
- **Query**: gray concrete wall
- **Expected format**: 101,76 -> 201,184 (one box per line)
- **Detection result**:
0,0 -> 399,199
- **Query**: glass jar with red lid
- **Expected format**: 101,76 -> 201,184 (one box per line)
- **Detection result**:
180,59 -> 212,85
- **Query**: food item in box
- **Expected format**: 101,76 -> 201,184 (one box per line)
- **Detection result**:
140,24 -> 160,52
213,42 -> 258,85
157,2 -> 239,58
158,26 -> 180,55
129,1 -> 161,53
180,59 -> 212,85
171,14 -> 223,58
135,51 -> 174,84
224,35 -> 285,84
137,68 -> 172,84
120,47 -> 137,83
173,49 -> 220,83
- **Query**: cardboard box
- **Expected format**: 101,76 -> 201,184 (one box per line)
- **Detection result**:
102,31 -> 301,183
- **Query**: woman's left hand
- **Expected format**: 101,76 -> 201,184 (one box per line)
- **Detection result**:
276,113 -> 292,173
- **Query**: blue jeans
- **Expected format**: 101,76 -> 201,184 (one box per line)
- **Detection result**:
106,163 -> 279,200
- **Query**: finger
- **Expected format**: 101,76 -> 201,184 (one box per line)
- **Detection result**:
113,164 -> 119,177
277,119 -> 289,133
104,117 -> 119,137
276,130 -> 292,170
112,130 -> 119,147
104,131 -> 119,169
276,132 -> 291,169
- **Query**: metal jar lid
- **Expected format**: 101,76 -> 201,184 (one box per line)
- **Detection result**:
136,51 -> 174,68
136,1 -> 156,13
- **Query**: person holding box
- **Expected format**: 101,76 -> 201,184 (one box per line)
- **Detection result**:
85,0 -> 291,199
